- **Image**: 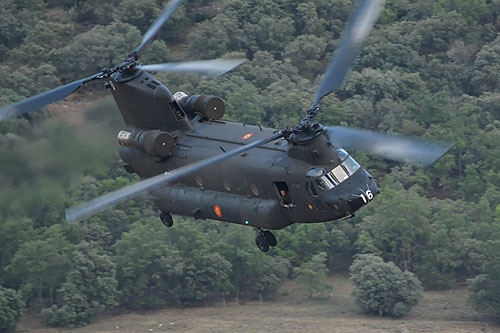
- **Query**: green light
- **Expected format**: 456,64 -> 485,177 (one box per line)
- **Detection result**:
245,221 -> 249,225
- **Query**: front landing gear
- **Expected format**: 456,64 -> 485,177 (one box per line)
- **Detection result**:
255,229 -> 277,252
160,211 -> 173,228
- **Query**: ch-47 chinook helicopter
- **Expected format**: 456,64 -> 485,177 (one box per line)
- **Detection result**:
0,0 -> 452,252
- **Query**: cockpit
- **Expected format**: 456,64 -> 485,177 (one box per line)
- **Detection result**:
306,149 -> 361,195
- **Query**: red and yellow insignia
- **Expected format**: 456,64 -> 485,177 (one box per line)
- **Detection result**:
214,205 -> 222,217
242,133 -> 253,140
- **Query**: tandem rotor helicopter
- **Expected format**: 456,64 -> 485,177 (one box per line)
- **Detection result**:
0,0 -> 452,252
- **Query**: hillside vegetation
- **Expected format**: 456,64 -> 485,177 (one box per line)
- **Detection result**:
1,0 -> 500,329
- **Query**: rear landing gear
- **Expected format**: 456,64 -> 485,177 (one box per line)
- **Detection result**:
160,212 -> 173,228
255,229 -> 277,252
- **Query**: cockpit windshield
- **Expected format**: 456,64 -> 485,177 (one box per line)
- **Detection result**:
306,152 -> 361,193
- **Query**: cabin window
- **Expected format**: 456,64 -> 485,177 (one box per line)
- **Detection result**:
337,148 -> 349,162
195,175 -> 203,187
343,156 -> 360,175
305,151 -> 362,192
223,179 -> 231,191
331,165 -> 349,182
250,183 -> 259,196
315,177 -> 335,191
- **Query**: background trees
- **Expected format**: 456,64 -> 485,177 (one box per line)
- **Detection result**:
0,0 -> 499,328
0,285 -> 24,333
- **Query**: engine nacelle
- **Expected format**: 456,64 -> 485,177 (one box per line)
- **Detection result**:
117,129 -> 174,157
173,91 -> 225,120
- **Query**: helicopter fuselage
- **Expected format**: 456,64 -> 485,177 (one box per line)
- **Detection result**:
111,70 -> 377,230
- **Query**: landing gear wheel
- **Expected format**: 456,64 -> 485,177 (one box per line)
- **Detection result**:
160,212 -> 173,228
255,234 -> 270,252
263,230 -> 277,247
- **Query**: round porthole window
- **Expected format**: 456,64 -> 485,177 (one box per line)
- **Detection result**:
250,183 -> 259,196
195,175 -> 203,187
223,179 -> 231,191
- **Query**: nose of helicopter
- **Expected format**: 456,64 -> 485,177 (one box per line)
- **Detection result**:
346,170 -> 378,213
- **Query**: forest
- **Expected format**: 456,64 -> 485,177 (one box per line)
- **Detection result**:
1,0 -> 500,330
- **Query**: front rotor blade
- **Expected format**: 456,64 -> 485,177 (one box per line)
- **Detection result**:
326,126 -> 453,166
312,0 -> 385,108
133,0 -> 184,56
138,59 -> 247,76
66,132 -> 283,223
0,74 -> 101,122
137,59 -> 247,76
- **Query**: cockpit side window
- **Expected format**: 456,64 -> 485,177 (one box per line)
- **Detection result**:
305,151 -> 362,193
343,156 -> 360,175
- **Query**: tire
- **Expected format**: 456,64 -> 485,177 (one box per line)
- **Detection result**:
255,234 -> 270,252
160,212 -> 173,227
263,230 -> 277,247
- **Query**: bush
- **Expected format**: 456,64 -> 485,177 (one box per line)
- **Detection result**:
468,240 -> 500,321
294,252 -> 332,298
350,254 -> 423,317
0,285 -> 25,333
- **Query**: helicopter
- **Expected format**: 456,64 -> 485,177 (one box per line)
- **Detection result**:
0,0 -> 452,252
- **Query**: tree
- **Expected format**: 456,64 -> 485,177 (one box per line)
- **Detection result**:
361,179 -> 431,272
0,285 -> 24,333
114,221 -> 233,308
41,242 -> 119,328
350,254 -> 423,317
217,225 -> 290,301
0,217 -> 34,270
294,252 -> 332,298
6,225 -> 74,307
274,223 -> 328,267
468,240 -> 500,321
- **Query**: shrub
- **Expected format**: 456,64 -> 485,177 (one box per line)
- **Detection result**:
468,240 -> 500,321
350,254 -> 423,317
0,285 -> 25,333
294,252 -> 332,298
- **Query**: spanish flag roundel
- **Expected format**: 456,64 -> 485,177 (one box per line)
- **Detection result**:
214,205 -> 222,217
242,133 -> 253,140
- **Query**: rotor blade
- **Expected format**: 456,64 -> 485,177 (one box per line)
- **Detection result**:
312,0 -> 385,108
326,126 -> 453,166
66,132 -> 283,223
0,74 -> 102,122
133,0 -> 184,56
137,58 -> 247,76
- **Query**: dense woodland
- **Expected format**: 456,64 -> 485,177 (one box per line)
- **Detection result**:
1,0 -> 500,329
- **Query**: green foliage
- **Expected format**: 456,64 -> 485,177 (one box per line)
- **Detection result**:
434,0 -> 490,24
217,225 -> 290,299
0,285 -> 24,333
274,224 -> 328,267
40,242 -> 119,328
5,225 -> 74,307
0,0 -> 500,327
468,240 -> 500,321
113,221 -> 234,307
294,252 -> 332,298
350,254 -> 423,317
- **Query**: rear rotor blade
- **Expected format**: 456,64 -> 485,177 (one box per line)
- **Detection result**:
137,58 -> 247,76
0,73 -> 102,122
312,0 -> 385,108
326,126 -> 453,166
66,132 -> 283,223
133,0 -> 184,56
